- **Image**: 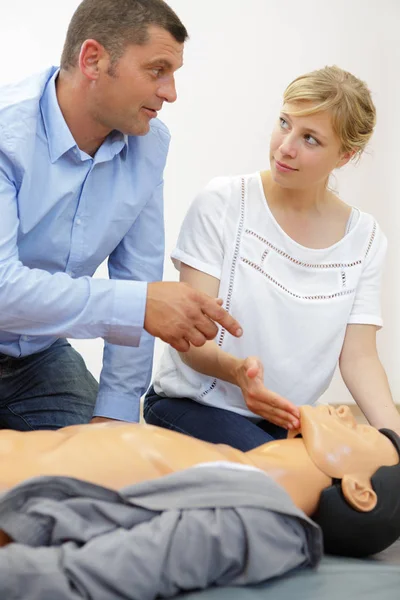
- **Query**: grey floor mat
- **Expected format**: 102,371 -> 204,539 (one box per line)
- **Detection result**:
371,537 -> 400,565
177,539 -> 400,599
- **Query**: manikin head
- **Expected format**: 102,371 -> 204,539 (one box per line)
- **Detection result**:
298,405 -> 400,557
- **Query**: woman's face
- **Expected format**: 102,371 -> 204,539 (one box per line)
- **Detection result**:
269,101 -> 351,190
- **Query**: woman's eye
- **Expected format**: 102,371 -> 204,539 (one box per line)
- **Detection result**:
279,117 -> 289,129
305,134 -> 319,146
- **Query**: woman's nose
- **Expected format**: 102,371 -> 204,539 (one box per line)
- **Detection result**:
279,137 -> 297,158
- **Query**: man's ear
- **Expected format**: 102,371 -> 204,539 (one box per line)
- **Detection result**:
78,39 -> 108,81
341,474 -> 377,512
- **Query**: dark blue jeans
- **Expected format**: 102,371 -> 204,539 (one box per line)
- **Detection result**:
0,339 -> 98,430
144,386 -> 287,452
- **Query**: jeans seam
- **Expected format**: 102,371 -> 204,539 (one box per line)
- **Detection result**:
145,402 -> 189,435
5,404 -> 35,431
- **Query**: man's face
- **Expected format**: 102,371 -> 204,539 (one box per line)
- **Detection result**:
298,405 -> 399,480
90,25 -> 184,136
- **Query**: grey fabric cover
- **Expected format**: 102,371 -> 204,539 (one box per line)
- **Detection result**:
0,467 -> 322,599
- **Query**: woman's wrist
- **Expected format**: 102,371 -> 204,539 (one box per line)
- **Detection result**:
229,357 -> 245,387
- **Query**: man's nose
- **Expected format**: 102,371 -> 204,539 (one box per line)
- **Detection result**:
158,77 -> 178,104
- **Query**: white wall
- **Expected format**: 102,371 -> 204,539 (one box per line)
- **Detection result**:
1,0 -> 399,405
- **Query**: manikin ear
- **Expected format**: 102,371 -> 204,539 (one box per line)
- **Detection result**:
341,474 -> 377,512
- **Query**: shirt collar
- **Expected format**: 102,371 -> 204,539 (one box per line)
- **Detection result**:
40,69 -> 77,163
40,68 -> 129,164
94,129 -> 129,164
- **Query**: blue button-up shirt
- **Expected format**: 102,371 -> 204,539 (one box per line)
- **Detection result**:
0,67 -> 169,421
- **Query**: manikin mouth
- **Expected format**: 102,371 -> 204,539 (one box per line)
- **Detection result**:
288,405 -> 333,439
287,427 -> 302,439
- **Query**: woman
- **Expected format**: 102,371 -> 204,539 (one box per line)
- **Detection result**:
144,65 -> 400,451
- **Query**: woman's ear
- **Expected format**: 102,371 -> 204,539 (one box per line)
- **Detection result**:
341,474 -> 377,512
336,150 -> 356,169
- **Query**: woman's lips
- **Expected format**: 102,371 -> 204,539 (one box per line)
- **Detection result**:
275,160 -> 298,173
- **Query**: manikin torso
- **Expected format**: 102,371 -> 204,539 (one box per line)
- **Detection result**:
0,422 -> 329,517
0,406 -> 398,549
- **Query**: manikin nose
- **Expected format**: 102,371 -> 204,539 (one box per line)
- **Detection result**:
335,405 -> 357,427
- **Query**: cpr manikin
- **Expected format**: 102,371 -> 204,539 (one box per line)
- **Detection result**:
0,404 -> 399,557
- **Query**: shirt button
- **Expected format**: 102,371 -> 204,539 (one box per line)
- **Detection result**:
66,270 -> 73,276
75,218 -> 81,226
20,335 -> 29,342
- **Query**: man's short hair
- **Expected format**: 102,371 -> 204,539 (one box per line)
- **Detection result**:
313,428 -> 400,557
60,0 -> 188,71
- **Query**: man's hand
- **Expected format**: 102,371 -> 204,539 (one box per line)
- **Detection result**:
90,417 -> 123,425
235,356 -> 300,430
0,530 -> 12,547
144,282 -> 243,352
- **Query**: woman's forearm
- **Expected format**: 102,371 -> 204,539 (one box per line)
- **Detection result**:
340,355 -> 400,434
177,265 -> 243,383
179,342 -> 241,385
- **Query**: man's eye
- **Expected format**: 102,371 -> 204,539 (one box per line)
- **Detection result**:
152,68 -> 163,77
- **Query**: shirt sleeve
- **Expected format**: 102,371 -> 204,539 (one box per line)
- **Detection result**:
95,181 -> 165,422
348,223 -> 387,327
0,155 -> 146,346
171,177 -> 230,279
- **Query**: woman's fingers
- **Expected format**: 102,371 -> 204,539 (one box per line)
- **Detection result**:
259,404 -> 299,429
246,386 -> 300,428
245,356 -> 263,379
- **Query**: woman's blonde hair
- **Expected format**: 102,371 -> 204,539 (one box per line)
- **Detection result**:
283,65 -> 376,158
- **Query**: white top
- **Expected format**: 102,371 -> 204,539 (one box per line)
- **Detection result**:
154,172 -> 387,419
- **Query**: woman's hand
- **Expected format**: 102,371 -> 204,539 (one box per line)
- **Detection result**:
235,356 -> 300,430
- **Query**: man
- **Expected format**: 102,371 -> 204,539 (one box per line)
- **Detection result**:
0,0 -> 242,429
0,404 -> 398,599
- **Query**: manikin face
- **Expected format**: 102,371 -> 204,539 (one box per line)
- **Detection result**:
298,405 -> 399,481
269,102 -> 352,190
